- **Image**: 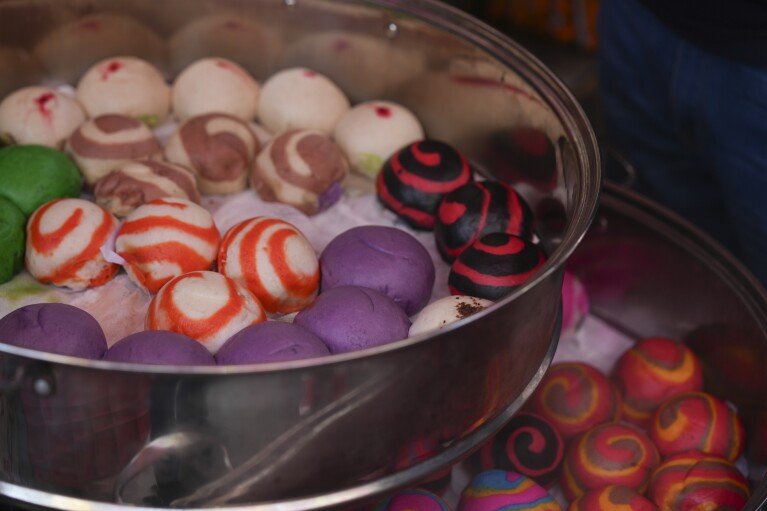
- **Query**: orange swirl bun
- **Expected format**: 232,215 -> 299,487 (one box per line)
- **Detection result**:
146,270 -> 266,354
528,362 -> 621,440
115,198 -> 220,293
649,451 -> 749,511
218,217 -> 319,314
560,423 -> 660,501
567,485 -> 657,511
25,198 -> 118,290
649,391 -> 744,462
613,337 -> 703,427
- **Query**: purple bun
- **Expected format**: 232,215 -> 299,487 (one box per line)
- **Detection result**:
294,285 -> 411,353
216,322 -> 330,365
320,225 -> 435,315
0,303 -> 106,359
104,330 -> 215,366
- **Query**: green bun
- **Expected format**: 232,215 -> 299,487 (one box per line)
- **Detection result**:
0,145 -> 82,216
0,196 -> 26,284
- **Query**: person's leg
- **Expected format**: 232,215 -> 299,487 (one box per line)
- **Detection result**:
693,59 -> 767,283
598,0 -> 738,249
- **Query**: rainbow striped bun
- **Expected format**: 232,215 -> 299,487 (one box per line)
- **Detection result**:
458,470 -> 561,511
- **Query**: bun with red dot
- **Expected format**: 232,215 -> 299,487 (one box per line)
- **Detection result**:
0,86 -> 86,148
76,56 -> 170,125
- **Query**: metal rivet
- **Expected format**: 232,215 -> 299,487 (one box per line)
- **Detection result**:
386,22 -> 399,38
33,378 -> 52,396
284,0 -> 297,6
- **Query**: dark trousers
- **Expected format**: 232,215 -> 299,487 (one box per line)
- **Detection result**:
599,0 -> 767,284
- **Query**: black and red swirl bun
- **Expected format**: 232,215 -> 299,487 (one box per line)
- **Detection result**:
449,232 -> 545,300
478,411 -> 564,488
434,181 -> 534,263
377,139 -> 473,229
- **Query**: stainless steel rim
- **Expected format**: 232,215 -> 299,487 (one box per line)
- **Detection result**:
0,312 -> 561,510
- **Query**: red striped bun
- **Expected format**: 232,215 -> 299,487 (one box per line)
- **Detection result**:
218,217 -> 319,314
146,270 -> 266,354
115,198 -> 220,293
25,198 -> 118,290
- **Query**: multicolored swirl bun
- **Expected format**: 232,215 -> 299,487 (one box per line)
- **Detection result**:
0,86 -> 86,148
94,160 -> 200,218
477,412 -> 564,487
568,485 -> 657,511
458,470 -> 561,511
649,451 -> 749,511
251,129 -> 348,215
448,232 -> 546,300
146,270 -> 266,354
649,391 -> 745,462
560,423 -> 661,501
115,198 -> 221,293
165,112 -> 259,195
25,198 -> 118,290
67,114 -> 162,187
528,362 -> 621,440
218,217 -> 320,314
434,181 -> 534,262
612,337 -> 704,427
377,140 -> 473,229
374,489 -> 451,511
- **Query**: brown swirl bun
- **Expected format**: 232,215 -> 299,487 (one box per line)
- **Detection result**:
94,160 -> 201,218
251,129 -> 348,215
165,112 -> 259,195
76,56 -> 171,126
66,114 -> 162,187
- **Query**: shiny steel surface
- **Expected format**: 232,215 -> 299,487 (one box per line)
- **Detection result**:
0,0 -> 601,508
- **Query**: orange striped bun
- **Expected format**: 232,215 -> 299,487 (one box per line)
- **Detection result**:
115,197 -> 220,293
25,198 -> 118,290
218,217 -> 319,314
146,270 -> 266,354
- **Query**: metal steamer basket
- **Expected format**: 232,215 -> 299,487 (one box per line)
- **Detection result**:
0,0 -> 601,509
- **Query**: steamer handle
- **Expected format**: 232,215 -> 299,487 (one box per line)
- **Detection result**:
114,431 -> 233,504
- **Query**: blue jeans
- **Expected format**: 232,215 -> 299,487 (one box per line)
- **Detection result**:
599,0 -> 767,285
